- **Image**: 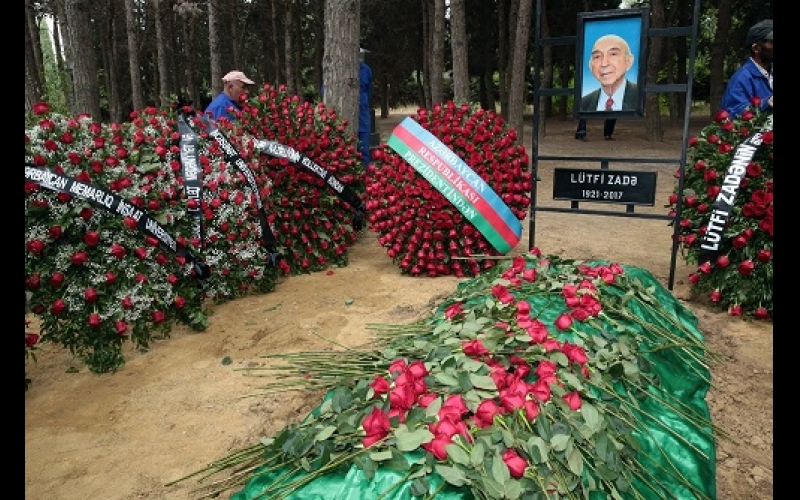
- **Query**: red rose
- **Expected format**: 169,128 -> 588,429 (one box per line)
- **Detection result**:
715,255 -> 730,268
361,407 -> 390,448
554,313 -> 573,331
737,259 -> 755,277
110,243 -> 126,259
50,272 -> 65,288
728,304 -> 742,317
26,273 -> 41,291
50,299 -> 66,316
502,448 -> 528,479
369,375 -> 390,395
32,101 -> 51,115
83,231 -> 100,246
121,296 -> 133,309
562,342 -> 588,364
732,236 -> 748,249
756,249 -> 771,263
114,320 -> 128,335
173,296 -> 186,309
84,287 -> 99,303
71,251 -> 89,266
88,313 -> 102,328
474,399 -> 503,428
27,239 -> 45,255
754,307 -> 770,320
25,333 -> 40,347
152,310 -> 166,323
709,289 -> 722,302
562,391 -> 583,411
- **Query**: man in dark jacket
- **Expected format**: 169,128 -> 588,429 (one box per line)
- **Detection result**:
721,19 -> 773,117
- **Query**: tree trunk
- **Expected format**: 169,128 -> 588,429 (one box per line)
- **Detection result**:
25,4 -> 44,113
154,0 -> 170,107
284,2 -> 295,93
124,0 -> 144,111
708,0 -> 732,117
538,0 -> 551,137
209,0 -> 223,95
323,0 -> 360,136
450,0 -> 469,105
428,0 -> 445,106
101,7 -> 123,122
506,0 -> 531,140
644,0 -> 665,142
64,0 -> 102,119
497,0 -> 509,117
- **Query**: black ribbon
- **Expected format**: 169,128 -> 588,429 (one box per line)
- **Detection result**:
253,139 -> 366,231
177,113 -> 204,246
24,164 -> 210,279
697,114 -> 773,265
189,114 -> 283,267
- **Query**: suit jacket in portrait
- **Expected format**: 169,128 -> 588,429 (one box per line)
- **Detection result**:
580,80 -> 639,112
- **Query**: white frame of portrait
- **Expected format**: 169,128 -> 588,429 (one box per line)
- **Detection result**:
575,7 -> 649,119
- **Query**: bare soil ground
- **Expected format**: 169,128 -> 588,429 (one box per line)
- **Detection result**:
25,113 -> 773,500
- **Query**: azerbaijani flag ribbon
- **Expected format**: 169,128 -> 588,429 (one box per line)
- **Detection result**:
387,117 -> 522,254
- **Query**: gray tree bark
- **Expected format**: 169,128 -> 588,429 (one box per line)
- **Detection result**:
124,0 -> 144,111
506,0 -> 532,140
450,0 -> 469,105
208,0 -> 223,95
64,0 -> 102,119
323,0 -> 360,136
428,0 -> 445,106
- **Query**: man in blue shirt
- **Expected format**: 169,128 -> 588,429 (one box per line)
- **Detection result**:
205,70 -> 255,122
721,20 -> 773,117
358,49 -> 374,165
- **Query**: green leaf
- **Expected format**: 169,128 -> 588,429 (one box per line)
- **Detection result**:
622,360 -> 639,377
504,478 -> 523,500
434,372 -> 460,387
470,441 -> 485,466
525,436 -> 549,464
410,476 -> 431,495
566,447 -> 584,476
583,402 -> 603,430
369,449 -> 393,461
469,373 -> 498,390
314,425 -> 336,442
447,443 -> 471,465
220,356 -> 232,365
491,452 -> 510,483
550,433 -> 570,452
549,351 -> 569,366
394,424 -> 434,452
434,464 -> 469,487
479,474 -> 505,498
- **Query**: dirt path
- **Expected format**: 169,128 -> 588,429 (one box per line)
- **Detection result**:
25,113 -> 773,499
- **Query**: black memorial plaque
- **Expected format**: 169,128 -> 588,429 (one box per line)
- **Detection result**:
553,168 -> 657,205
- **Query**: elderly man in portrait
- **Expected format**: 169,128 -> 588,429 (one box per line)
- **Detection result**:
580,34 -> 639,113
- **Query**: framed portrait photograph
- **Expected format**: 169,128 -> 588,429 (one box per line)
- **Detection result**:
575,8 -> 649,119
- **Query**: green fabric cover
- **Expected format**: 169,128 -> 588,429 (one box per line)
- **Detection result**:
232,264 -> 715,500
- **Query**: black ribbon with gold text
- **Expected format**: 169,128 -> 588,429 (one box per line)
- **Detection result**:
24,164 -> 210,279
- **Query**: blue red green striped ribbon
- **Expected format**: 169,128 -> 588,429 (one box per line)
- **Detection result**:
387,117 -> 522,254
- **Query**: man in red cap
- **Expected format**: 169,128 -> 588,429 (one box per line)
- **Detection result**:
205,70 -> 255,122
721,19 -> 773,117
